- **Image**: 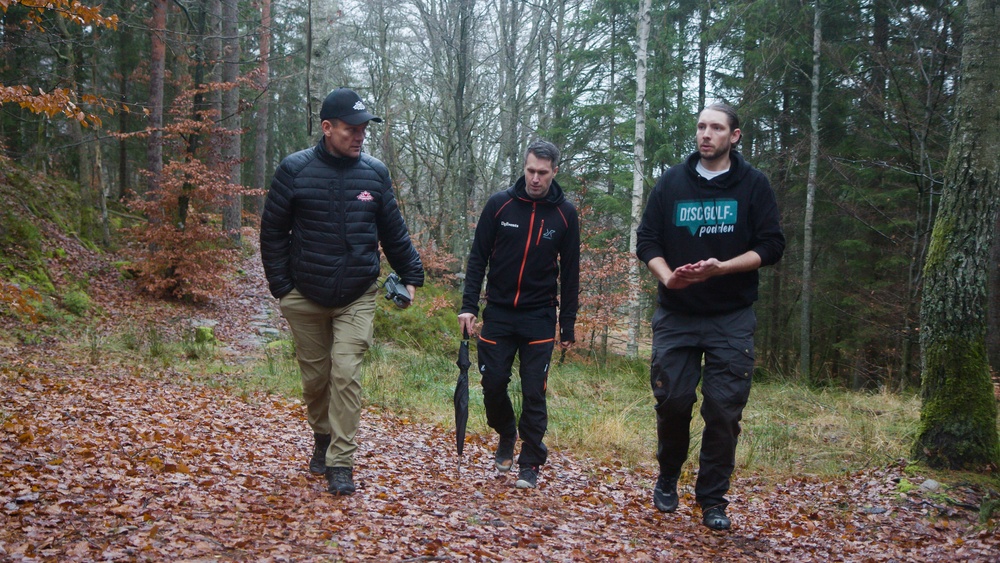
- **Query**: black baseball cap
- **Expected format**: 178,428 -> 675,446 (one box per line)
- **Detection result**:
319,88 -> 383,125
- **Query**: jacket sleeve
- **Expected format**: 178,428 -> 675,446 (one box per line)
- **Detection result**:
460,198 -> 499,317
748,175 -> 786,267
558,204 -> 580,342
635,175 -> 669,265
259,161 -> 295,299
376,176 -> 424,287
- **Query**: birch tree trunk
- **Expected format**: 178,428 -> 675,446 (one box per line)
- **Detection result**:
626,0 -> 651,359
800,2 -> 821,382
914,0 -> 1000,469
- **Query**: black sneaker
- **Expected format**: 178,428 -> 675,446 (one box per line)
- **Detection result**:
702,505 -> 731,530
310,433 -> 331,475
515,465 -> 539,489
494,433 -> 517,473
325,466 -> 356,496
653,474 -> 678,513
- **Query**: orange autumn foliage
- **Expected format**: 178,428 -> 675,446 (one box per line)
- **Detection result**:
0,0 -> 121,128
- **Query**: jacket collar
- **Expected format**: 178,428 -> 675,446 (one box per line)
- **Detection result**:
314,137 -> 362,168
508,175 -> 565,204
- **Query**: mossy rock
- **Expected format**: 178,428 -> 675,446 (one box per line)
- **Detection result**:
194,326 -> 217,344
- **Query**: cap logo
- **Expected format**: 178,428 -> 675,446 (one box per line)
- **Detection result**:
353,101 -> 366,111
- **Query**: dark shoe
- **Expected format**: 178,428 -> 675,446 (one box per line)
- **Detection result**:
702,505 -> 731,530
310,433 -> 331,475
515,465 -> 539,489
325,466 -> 356,496
494,433 -> 517,473
653,474 -> 679,513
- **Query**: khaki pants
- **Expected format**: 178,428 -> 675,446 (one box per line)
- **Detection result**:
279,285 -> 376,468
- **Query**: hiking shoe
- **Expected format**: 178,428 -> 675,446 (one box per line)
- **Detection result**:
653,474 -> 679,513
310,433 -> 331,475
325,466 -> 356,496
494,433 -> 517,473
515,465 -> 539,489
702,505 -> 731,530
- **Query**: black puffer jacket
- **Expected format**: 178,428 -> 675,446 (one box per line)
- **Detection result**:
260,139 -> 424,308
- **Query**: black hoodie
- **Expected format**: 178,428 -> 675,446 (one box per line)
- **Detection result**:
461,176 -> 580,342
636,150 -> 785,315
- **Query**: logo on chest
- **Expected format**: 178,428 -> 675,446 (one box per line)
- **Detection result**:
541,228 -> 556,240
357,191 -> 374,202
675,199 -> 737,236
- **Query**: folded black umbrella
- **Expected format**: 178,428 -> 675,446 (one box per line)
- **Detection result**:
454,328 -> 471,468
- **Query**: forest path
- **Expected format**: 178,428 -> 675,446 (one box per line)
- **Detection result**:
1,238 -> 995,561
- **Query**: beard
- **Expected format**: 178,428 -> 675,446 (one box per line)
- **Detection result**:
699,142 -> 731,162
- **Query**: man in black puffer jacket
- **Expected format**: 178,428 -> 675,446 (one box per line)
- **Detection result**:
458,140 -> 580,491
260,88 -> 423,496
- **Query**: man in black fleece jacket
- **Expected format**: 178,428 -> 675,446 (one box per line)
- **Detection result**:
458,140 -> 580,490
260,88 -> 423,496
636,103 -> 785,530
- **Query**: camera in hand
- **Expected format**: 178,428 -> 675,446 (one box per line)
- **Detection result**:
384,272 -> 411,308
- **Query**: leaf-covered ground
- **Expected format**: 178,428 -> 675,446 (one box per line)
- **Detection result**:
2,356 -> 997,562
1,229 -> 998,561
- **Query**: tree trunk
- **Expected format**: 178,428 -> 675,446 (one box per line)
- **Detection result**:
800,2 -> 821,382
146,0 -> 167,199
498,0 -> 523,182
220,0 -> 242,242
252,0 -> 272,215
989,213 -> 1000,375
627,0 -> 652,359
914,0 -> 1000,470
95,137 -> 111,246
697,4 -> 708,111
455,0 -> 476,256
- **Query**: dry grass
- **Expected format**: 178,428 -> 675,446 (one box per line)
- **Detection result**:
349,346 -> 925,479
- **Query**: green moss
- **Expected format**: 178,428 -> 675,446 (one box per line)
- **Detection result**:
0,157 -> 107,308
194,326 -> 217,344
62,289 -> 92,316
922,215 -> 954,273
0,210 -> 43,253
913,336 -> 1000,468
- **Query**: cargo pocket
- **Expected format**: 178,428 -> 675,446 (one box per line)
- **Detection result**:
650,346 -> 668,400
719,336 -> 754,405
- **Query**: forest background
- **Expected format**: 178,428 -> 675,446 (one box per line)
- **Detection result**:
7,0 -> 1000,390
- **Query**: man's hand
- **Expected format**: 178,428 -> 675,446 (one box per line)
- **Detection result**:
403,285 -> 416,309
667,259 -> 722,288
668,252 -> 763,290
458,312 -> 477,337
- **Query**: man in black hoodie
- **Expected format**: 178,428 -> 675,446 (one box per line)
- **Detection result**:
636,103 -> 785,530
458,140 -> 580,489
261,88 -> 424,496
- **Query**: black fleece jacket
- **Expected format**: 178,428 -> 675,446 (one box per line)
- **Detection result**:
260,139 -> 423,308
461,176 -> 580,342
636,150 -> 785,315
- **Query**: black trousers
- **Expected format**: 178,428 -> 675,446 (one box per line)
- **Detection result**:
477,304 -> 557,467
650,306 -> 756,509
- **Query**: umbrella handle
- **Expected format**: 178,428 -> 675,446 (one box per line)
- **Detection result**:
463,327 -> 469,341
